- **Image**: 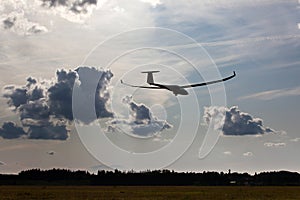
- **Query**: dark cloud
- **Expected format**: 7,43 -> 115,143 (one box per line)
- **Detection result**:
47,151 -> 55,155
3,78 -> 45,109
28,124 -> 68,140
19,100 -> 50,122
3,87 -> 28,108
107,96 -> 172,137
70,0 -> 97,13
0,122 -> 27,139
204,106 -> 276,136
129,103 -> 152,125
41,0 -> 98,14
26,77 -> 37,86
48,69 -> 77,120
29,87 -> 44,101
2,67 -> 113,140
3,16 -> 16,29
41,0 -> 68,7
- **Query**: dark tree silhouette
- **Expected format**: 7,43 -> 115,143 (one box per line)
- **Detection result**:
0,169 -> 300,186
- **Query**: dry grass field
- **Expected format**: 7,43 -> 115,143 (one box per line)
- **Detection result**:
0,186 -> 300,200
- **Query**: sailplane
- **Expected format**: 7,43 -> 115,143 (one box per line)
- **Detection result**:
121,70 -> 236,96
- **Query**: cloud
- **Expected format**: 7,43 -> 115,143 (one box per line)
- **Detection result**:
47,151 -> 55,155
106,96 -> 172,138
0,122 -> 27,139
243,152 -> 253,157
19,100 -> 50,123
40,0 -> 97,13
73,67 -> 114,123
264,142 -> 286,147
290,138 -> 300,142
0,0 -> 99,35
203,106 -> 276,136
39,0 -> 99,23
0,11 -> 48,35
2,66 -> 113,140
48,69 -> 78,121
28,124 -> 69,140
223,151 -> 232,155
140,0 -> 162,7
239,86 -> 300,101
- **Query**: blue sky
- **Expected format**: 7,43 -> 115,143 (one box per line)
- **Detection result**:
0,0 -> 299,173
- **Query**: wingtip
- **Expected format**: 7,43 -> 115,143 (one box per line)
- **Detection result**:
233,71 -> 236,76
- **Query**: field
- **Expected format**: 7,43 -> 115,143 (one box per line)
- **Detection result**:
0,186 -> 300,200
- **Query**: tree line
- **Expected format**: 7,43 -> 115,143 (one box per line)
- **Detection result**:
0,169 -> 300,186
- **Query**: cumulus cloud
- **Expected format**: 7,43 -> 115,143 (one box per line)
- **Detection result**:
264,142 -> 286,147
39,0 -> 99,23
0,122 -> 27,139
28,124 -> 69,140
203,106 -> 276,136
48,69 -> 78,121
2,66 -> 113,140
0,0 -> 99,35
0,11 -> 48,35
106,96 -> 172,138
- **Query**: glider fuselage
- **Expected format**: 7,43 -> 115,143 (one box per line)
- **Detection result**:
150,83 -> 188,96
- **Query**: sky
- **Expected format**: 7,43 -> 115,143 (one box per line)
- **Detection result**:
0,0 -> 300,174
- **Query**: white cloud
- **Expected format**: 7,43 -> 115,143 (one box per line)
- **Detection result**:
140,0 -> 162,7
264,142 -> 286,147
0,11 -> 48,35
243,152 -> 253,157
39,0 -> 100,23
200,35 -> 300,47
0,0 -> 100,35
223,151 -> 232,155
290,138 -> 300,142
239,86 -> 300,101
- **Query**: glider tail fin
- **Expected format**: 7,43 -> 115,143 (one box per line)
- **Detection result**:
141,71 -> 160,84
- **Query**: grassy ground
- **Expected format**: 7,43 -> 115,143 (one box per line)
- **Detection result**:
0,186 -> 300,200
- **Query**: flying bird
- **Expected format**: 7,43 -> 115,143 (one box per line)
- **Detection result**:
121,70 -> 236,96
